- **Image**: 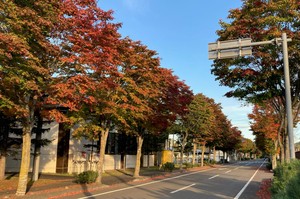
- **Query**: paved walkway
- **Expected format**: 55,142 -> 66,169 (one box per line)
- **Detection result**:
0,167 -> 214,199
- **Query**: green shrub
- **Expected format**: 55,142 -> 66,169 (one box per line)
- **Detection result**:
210,160 -> 217,165
203,159 -> 216,165
285,172 -> 300,199
266,162 -> 272,170
76,170 -> 98,184
183,162 -> 193,169
193,163 -> 200,167
163,162 -> 175,172
271,160 -> 300,198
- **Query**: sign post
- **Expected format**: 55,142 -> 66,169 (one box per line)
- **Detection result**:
208,33 -> 295,159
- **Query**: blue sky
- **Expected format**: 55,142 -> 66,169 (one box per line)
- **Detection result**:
99,0 -> 299,142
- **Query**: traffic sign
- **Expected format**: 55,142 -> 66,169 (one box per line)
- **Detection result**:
208,38 -> 252,60
208,47 -> 252,60
208,38 -> 252,51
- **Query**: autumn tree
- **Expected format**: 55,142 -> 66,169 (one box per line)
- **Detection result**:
171,93 -> 217,168
211,0 -> 300,161
206,101 -> 230,162
215,122 -> 242,162
117,38 -> 164,177
189,94 -> 215,167
48,0 -> 122,185
169,120 -> 189,169
113,36 -> 194,177
239,138 -> 256,159
0,0 -> 60,195
116,38 -> 160,177
151,68 -> 193,133
153,68 -> 194,168
249,102 -> 281,169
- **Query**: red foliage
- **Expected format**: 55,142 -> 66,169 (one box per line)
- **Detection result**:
257,179 -> 272,199
47,0 -> 122,116
151,68 -> 193,131
249,103 -> 280,141
242,69 -> 259,76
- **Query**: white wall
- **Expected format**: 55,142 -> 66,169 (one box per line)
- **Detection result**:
39,122 -> 59,173
68,128 -> 92,173
125,155 -> 136,168
104,155 -> 121,170
143,155 -> 154,167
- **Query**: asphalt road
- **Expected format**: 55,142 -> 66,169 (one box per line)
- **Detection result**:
72,159 -> 272,199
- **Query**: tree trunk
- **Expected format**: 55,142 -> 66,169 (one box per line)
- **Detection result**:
213,146 -> 216,162
133,135 -> 143,178
96,128 -> 109,184
271,140 -> 278,170
0,120 -> 9,180
277,119 -> 284,163
32,114 -> 43,181
179,132 -> 188,170
201,144 -> 205,167
192,139 -> 196,165
0,155 -> 6,180
32,132 -> 41,181
16,123 -> 32,196
271,154 -> 277,170
279,137 -> 284,164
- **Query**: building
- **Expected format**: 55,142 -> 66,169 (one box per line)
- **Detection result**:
5,121 -> 156,174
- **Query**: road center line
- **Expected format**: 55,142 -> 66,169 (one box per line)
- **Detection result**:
170,183 -> 196,194
234,159 -> 267,199
225,170 -> 231,174
209,174 -> 219,179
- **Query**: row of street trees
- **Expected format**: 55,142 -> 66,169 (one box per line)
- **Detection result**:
169,94 -> 243,169
0,0 -> 244,196
212,0 -> 300,169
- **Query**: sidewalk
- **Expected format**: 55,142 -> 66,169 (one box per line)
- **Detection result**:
0,166 -> 214,199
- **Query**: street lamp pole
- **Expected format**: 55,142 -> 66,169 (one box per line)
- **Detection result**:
208,33 -> 295,159
282,33 -> 295,159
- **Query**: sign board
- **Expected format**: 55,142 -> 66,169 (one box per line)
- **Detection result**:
208,38 -> 252,51
209,47 -> 252,60
208,38 -> 252,60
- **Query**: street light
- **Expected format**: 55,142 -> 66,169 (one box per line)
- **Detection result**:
208,33 -> 295,159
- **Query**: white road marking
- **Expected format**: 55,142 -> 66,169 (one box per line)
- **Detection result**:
77,168 -> 216,199
170,183 -> 196,194
233,166 -> 241,170
209,175 -> 219,179
234,160 -> 267,199
225,170 -> 231,174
